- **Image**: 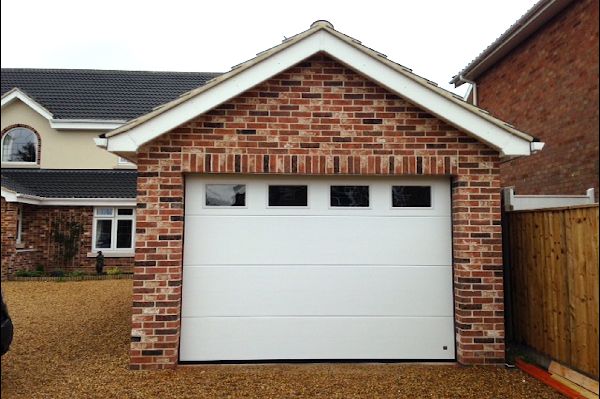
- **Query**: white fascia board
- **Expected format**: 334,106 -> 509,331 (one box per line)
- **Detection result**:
1,90 -> 124,131
107,32 -> 324,152
1,89 -> 54,120
317,34 -> 532,156
1,188 -> 21,203
50,119 -> 125,130
41,198 -> 136,206
0,189 -> 135,206
107,30 -> 532,157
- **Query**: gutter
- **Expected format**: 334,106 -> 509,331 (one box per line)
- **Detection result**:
455,75 -> 478,105
450,0 -> 574,87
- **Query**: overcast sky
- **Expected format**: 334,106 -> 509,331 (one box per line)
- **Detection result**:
1,0 -> 537,96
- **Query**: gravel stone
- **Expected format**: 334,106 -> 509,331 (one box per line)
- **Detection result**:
1,281 -> 562,398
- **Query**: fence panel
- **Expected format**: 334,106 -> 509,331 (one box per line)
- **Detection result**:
507,205 -> 599,378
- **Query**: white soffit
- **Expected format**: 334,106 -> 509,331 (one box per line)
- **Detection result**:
105,24 -> 535,157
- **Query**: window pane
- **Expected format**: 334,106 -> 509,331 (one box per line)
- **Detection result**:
268,185 -> 307,206
95,207 -> 114,216
330,186 -> 369,207
117,208 -> 134,216
95,220 -> 112,248
116,220 -> 133,249
392,186 -> 431,207
2,128 -> 37,162
206,184 -> 246,206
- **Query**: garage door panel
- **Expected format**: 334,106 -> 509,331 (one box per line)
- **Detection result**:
182,266 -> 453,317
179,316 -> 456,361
181,176 -> 455,361
183,216 -> 452,266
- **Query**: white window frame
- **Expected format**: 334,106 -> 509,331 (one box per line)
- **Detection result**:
390,185 -> 434,210
1,127 -> 38,165
329,185 -> 371,209
92,207 -> 136,252
16,204 -> 23,244
266,184 -> 311,209
204,183 -> 248,208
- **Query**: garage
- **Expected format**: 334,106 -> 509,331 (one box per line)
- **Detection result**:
180,175 -> 455,362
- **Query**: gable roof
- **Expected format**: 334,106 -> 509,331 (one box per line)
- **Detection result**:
450,0 -> 574,86
101,21 -> 540,158
1,169 -> 137,205
1,68 -> 221,121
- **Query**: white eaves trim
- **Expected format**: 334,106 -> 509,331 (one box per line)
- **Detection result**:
104,25 -> 536,157
1,88 -> 54,120
49,119 -> 125,130
1,88 -> 125,131
1,188 -> 135,206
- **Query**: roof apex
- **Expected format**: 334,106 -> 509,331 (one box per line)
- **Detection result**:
102,22 -> 537,158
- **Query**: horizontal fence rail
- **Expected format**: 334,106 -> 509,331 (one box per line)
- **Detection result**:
506,204 -> 599,378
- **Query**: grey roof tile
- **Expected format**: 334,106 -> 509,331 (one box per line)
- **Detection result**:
1,69 -> 222,120
1,169 -> 137,198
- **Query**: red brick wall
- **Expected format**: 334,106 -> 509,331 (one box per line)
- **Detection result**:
131,54 -> 505,369
0,201 -> 134,278
1,197 -> 19,280
476,0 -> 599,198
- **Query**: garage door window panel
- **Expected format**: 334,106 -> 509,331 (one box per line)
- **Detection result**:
268,185 -> 308,207
206,184 -> 246,207
93,207 -> 135,251
330,185 -> 370,207
392,186 -> 432,208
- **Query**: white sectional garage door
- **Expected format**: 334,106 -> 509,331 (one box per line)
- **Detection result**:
180,176 -> 455,361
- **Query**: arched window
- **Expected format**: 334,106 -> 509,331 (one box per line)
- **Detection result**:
1,127 -> 38,163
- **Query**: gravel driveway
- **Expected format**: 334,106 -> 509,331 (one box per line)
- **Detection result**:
1,281 -> 561,399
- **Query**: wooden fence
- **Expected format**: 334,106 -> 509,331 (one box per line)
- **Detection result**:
505,204 -> 599,378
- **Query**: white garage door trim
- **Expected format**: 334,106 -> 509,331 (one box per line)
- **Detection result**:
180,175 -> 455,362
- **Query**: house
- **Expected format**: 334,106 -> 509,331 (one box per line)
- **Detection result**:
0,69 -> 219,279
96,21 -> 542,369
450,0 -> 599,200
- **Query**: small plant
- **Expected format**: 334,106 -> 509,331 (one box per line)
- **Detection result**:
106,267 -> 122,276
68,270 -> 86,278
49,270 -> 65,277
14,269 -> 44,277
51,220 -> 83,267
35,264 -> 45,273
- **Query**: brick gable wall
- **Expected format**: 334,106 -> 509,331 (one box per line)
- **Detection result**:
131,53 -> 505,369
476,0 -> 599,198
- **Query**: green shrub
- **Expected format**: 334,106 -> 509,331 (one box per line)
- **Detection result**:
49,270 -> 65,277
106,267 -> 122,275
14,269 -> 44,277
68,270 -> 86,277
35,264 -> 45,272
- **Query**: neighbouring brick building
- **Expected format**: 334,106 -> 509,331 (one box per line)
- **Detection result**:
98,22 -> 540,369
451,0 -> 599,199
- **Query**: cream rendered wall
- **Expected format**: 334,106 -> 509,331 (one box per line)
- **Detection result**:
1,100 -> 130,169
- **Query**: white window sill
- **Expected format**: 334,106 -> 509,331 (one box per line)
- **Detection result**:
16,248 -> 39,253
1,162 -> 40,169
87,251 -> 135,258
